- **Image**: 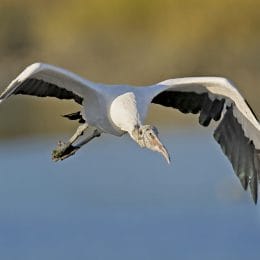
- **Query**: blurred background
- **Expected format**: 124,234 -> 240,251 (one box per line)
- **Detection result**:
0,0 -> 260,259
0,0 -> 259,137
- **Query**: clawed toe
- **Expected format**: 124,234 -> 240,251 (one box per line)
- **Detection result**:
52,141 -> 79,161
51,129 -> 101,162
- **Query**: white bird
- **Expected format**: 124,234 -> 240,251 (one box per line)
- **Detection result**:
0,63 -> 259,203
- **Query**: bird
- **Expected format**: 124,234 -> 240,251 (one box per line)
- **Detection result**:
0,62 -> 259,203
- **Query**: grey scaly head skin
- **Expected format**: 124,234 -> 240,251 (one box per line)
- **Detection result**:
131,124 -> 170,164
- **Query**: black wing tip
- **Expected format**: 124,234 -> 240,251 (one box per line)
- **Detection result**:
253,194 -> 258,205
249,179 -> 258,204
249,185 -> 258,204
214,105 -> 259,205
240,177 -> 249,191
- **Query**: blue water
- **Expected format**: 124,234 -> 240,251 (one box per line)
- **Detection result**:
0,129 -> 259,260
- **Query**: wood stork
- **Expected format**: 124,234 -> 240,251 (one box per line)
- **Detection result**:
0,63 -> 259,203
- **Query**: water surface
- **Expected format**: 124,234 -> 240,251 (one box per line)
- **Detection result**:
0,129 -> 259,260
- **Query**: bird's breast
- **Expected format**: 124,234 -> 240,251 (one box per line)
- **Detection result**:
82,90 -> 125,136
109,92 -> 141,133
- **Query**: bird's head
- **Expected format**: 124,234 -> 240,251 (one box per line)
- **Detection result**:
131,124 -> 170,164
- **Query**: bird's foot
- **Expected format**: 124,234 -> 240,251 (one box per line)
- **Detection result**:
52,141 -> 79,162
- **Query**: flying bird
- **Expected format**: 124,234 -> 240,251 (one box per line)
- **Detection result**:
0,63 -> 259,202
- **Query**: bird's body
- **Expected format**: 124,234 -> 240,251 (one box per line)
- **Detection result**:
0,62 -> 259,203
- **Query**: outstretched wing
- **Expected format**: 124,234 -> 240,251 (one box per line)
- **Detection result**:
0,63 -> 99,104
150,77 -> 260,203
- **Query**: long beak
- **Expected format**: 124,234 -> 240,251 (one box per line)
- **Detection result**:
158,144 -> 171,164
151,135 -> 171,164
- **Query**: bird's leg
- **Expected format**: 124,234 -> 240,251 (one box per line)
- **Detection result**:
69,124 -> 88,144
52,126 -> 101,161
74,129 -> 101,149
52,123 -> 88,161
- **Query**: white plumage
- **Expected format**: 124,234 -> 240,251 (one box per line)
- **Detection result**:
110,92 -> 141,133
0,63 -> 259,203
